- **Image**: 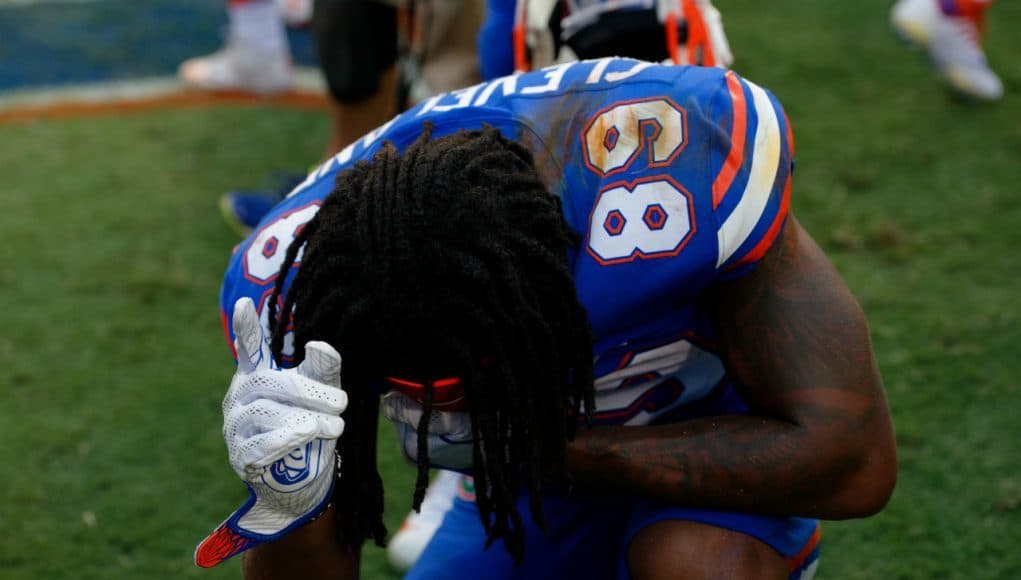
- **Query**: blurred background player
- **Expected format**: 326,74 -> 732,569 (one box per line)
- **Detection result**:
214,0 -> 483,236
890,0 -> 1003,100
177,0 -> 308,232
478,0 -> 732,79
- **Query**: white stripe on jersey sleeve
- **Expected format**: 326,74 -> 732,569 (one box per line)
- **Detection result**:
715,80 -> 782,268
593,340 -> 693,390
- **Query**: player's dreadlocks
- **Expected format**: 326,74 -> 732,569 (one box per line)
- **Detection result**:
266,125 -> 595,562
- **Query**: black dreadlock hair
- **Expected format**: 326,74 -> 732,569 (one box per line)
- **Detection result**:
267,124 -> 595,562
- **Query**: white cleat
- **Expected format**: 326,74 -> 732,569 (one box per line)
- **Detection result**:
387,470 -> 461,573
891,0 -> 1003,101
891,0 -> 940,47
178,40 -> 293,95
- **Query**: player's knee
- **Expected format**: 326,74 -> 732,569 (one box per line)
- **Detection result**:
626,520 -> 788,580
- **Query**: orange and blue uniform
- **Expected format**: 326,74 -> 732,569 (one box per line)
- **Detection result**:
220,58 -> 818,579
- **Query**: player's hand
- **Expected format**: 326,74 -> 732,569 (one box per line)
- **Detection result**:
381,391 -> 475,472
195,297 -> 347,568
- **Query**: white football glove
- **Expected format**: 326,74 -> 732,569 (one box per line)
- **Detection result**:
195,297 -> 348,568
382,391 -> 475,473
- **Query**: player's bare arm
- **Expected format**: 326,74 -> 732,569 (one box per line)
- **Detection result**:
238,415 -> 381,580
238,372 -> 384,580
566,216 -> 898,519
195,298 -> 368,578
242,508 -> 360,579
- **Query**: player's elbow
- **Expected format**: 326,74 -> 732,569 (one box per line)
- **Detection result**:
825,431 -> 898,518
841,448 -> 897,517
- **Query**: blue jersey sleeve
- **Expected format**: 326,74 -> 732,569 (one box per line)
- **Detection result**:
707,70 -> 794,280
219,194 -> 329,366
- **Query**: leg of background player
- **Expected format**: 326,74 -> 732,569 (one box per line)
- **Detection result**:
220,0 -> 400,236
412,0 -> 484,100
324,65 -> 399,159
220,0 -> 482,236
387,469 -> 462,573
178,0 -> 293,95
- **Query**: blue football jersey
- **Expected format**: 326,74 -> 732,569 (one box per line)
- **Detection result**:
220,58 -> 794,427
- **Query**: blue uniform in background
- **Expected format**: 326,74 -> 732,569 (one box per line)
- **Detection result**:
477,0 -> 516,79
220,58 -> 818,579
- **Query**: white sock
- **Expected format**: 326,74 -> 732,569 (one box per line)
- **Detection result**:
229,0 -> 288,53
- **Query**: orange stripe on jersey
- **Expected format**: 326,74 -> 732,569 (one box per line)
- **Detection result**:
731,167 -> 791,268
712,71 -> 747,209
785,523 -> 821,572
727,104 -> 795,268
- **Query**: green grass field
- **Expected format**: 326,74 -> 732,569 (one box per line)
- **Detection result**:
1,1 -> 1019,578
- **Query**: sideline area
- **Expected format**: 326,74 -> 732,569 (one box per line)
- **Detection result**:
0,0 -> 327,123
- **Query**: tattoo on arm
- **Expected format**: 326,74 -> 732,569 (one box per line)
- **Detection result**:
566,218 -> 896,518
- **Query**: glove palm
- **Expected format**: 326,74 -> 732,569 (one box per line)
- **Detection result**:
195,297 -> 347,568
